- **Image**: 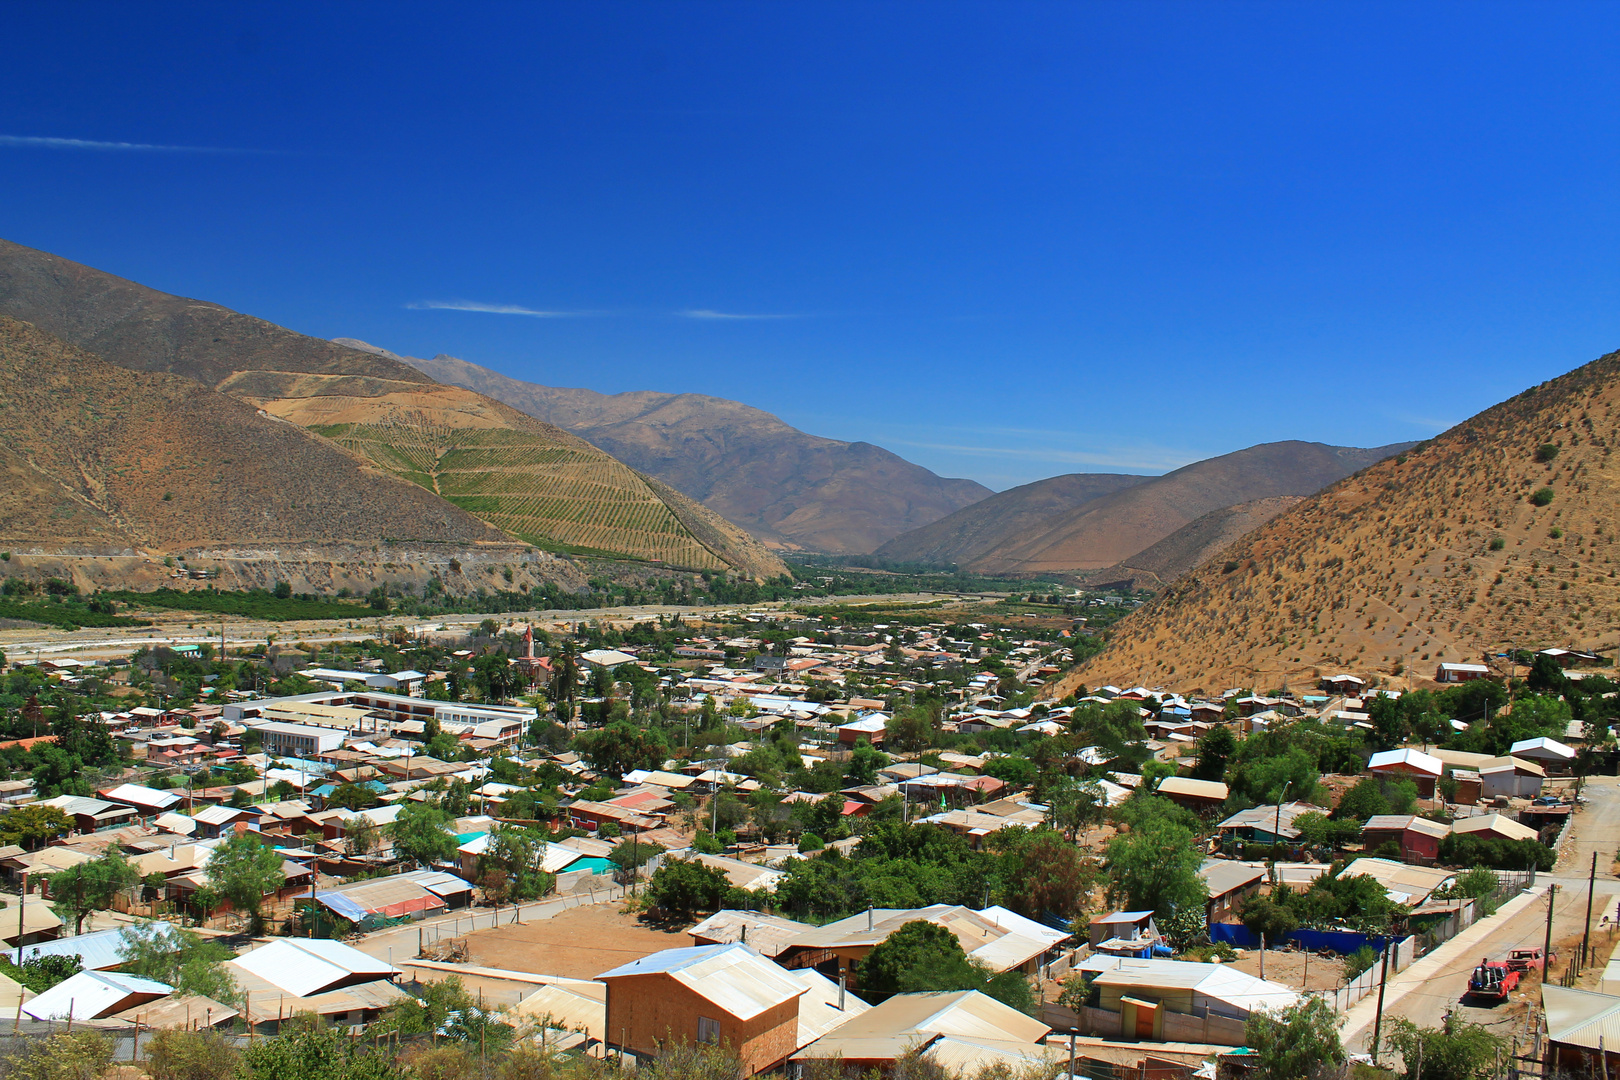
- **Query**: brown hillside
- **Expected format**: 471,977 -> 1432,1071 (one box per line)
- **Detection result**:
388,349 -> 992,553
872,472 -> 1152,567
1093,496 -> 1305,589
968,441 -> 1409,574
0,240 -> 423,388
0,240 -> 783,577
1063,347 -> 1620,694
0,317 -> 503,549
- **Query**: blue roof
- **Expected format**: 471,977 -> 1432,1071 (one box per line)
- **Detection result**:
316,891 -> 369,922
597,943 -> 735,980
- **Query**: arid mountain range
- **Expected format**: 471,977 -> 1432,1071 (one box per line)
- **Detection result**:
372,348 -> 992,554
1061,348 -> 1620,693
0,239 -> 785,579
0,316 -> 500,550
876,441 -> 1409,575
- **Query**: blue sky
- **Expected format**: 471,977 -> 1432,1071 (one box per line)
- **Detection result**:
3,2 -> 1619,490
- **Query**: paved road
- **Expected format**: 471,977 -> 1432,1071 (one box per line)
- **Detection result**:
1344,775 -> 1620,1054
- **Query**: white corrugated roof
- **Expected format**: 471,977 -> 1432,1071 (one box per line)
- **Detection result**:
1093,958 -> 1299,1016
596,942 -> 806,1021
103,783 -> 182,810
1366,748 -> 1443,776
228,938 -> 397,997
24,970 -> 172,1020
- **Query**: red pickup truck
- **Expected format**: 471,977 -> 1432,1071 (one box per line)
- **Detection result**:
1468,958 -> 1520,1003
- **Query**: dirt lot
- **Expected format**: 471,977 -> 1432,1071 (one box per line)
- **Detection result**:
460,903 -> 692,979
1225,946 -> 1348,992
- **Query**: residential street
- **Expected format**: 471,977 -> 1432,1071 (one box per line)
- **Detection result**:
1344,775 -> 1620,1054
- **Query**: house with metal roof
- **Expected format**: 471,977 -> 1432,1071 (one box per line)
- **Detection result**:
1366,748 -> 1443,797
1450,812 -> 1541,844
1154,776 -> 1229,813
1509,737 -> 1577,771
1361,815 -> 1451,864
1199,861 -> 1266,926
1216,801 -> 1317,845
100,783 -> 182,817
1087,957 -> 1298,1040
775,905 -> 1058,990
315,869 -> 473,923
688,911 -> 816,959
598,942 -> 808,1076
225,937 -> 405,1030
24,970 -> 172,1021
13,921 -> 177,972
1543,985 -> 1620,1075
33,794 -> 137,834
791,989 -> 1051,1072
1335,857 -> 1454,906
1479,756 -> 1546,800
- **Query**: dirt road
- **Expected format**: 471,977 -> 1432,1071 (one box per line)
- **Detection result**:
1345,775 -> 1620,1053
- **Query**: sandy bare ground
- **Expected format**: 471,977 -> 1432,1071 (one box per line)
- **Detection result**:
459,903 -> 691,980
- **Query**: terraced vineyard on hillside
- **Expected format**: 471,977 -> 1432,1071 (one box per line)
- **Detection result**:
315,418 -> 733,569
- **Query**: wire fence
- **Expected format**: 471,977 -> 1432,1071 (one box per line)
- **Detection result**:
413,884 -> 627,951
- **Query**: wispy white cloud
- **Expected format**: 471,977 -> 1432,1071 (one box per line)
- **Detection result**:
0,134 -> 262,153
406,300 -> 600,318
680,309 -> 801,320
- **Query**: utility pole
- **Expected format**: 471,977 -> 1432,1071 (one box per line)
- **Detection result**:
1544,883 -> 1558,981
1586,852 -> 1598,971
1371,940 -> 1392,1064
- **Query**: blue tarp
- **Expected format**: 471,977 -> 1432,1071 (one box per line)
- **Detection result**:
1210,923 -> 1390,956
315,891 -> 368,922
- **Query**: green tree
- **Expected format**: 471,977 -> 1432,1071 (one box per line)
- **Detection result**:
644,857 -> 731,919
145,1029 -> 239,1080
609,838 -> 662,875
49,849 -> 141,934
1385,1014 -> 1507,1080
1331,776 -> 1391,821
1104,818 -> 1209,918
981,754 -> 1036,788
987,827 -> 1088,919
1239,896 -> 1299,946
0,805 -> 72,850
1192,725 -> 1236,781
0,1031 -> 113,1080
0,952 -> 81,993
856,919 -> 1035,1013
238,1026 -> 404,1080
117,922 -> 242,1006
327,783 -> 381,812
479,825 -> 554,901
885,708 -> 936,753
845,739 -> 889,785
1244,997 -> 1344,1080
387,803 -> 458,869
578,720 -> 669,778
858,920 -> 967,996
206,833 -> 286,932
345,816 -> 380,857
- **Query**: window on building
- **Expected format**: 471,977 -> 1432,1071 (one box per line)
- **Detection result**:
697,1016 -> 721,1045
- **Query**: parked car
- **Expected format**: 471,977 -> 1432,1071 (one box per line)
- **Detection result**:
1533,795 -> 1562,806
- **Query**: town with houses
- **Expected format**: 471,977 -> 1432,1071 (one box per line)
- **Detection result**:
0,596 -> 1610,1080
